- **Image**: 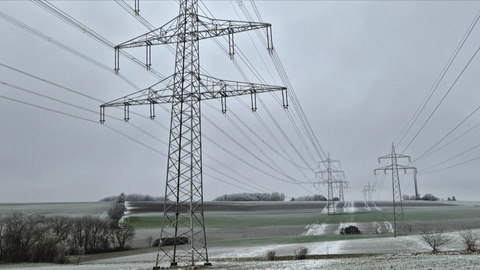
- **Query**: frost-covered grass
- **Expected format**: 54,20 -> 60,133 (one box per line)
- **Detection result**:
0,202 -> 111,217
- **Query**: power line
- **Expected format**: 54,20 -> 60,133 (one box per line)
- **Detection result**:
415,121 -> 480,161
401,44 -> 480,153
113,0 -> 317,178
0,60 -> 276,194
5,1 -> 323,200
32,0 -> 166,79
0,93 -> 97,125
395,9 -> 480,149
0,11 -> 139,89
0,72 -> 273,197
413,104 -> 480,162
420,142 -> 480,173
420,155 -> 480,174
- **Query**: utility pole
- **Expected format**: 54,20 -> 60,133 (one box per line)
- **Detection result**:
316,154 -> 345,215
374,143 -> 416,237
100,0 -> 287,267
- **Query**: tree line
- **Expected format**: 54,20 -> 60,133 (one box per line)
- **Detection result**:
213,192 -> 285,201
100,193 -> 164,202
0,194 -> 134,264
291,194 -> 329,201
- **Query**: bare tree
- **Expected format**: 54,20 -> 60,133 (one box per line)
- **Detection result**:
113,223 -> 135,250
294,247 -> 309,260
421,226 -> 451,253
459,229 -> 478,252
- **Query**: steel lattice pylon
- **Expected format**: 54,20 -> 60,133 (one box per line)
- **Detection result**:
316,154 -> 345,215
374,143 -> 416,237
100,0 -> 287,267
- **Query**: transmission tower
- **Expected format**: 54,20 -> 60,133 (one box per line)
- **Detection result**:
100,0 -> 287,267
316,154 -> 345,215
363,182 -> 375,203
374,143 -> 416,237
335,178 -> 349,201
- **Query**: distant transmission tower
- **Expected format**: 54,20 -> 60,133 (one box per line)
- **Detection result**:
316,154 -> 345,215
335,178 -> 349,201
100,0 -> 287,267
374,143 -> 416,237
363,182 -> 375,203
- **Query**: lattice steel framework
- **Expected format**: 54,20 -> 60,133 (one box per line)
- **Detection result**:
363,182 -> 375,203
374,144 -> 416,237
100,0 -> 287,267
316,154 -> 345,215
336,179 -> 349,201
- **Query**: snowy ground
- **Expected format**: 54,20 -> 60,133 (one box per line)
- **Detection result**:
2,231 -> 480,270
2,201 -> 480,269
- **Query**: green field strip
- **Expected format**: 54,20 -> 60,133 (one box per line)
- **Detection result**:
403,208 -> 480,222
125,206 -> 480,229
124,213 -> 320,228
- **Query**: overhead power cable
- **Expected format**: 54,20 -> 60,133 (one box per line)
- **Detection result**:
231,1 -> 328,167
25,1 -> 318,193
401,44 -> 480,153
417,121 -> 480,160
420,142 -> 480,173
0,92 -> 97,125
395,9 -> 480,149
114,0 -> 313,175
0,76 -> 269,195
413,104 -> 480,162
32,0 -> 165,79
0,10 -> 139,89
420,155 -> 480,174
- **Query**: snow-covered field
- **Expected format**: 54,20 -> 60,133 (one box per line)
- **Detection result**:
2,200 -> 480,269
2,233 -> 480,270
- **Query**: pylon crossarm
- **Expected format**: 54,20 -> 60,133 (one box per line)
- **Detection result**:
396,165 -> 417,174
101,75 -> 175,107
378,154 -> 411,163
373,166 -> 392,175
116,16 -> 180,49
115,15 -> 271,50
374,165 -> 416,175
198,74 -> 286,100
196,15 -> 271,38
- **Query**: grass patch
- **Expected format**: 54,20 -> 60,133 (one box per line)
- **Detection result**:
403,208 -> 480,222
124,206 -> 480,230
125,213 -> 321,228
318,211 -> 384,224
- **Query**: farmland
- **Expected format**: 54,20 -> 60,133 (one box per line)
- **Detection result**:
1,200 -> 480,269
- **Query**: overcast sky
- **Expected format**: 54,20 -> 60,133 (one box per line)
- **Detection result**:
1,1 -> 480,203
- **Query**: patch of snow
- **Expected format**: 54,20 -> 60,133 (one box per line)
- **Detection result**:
384,221 -> 394,233
343,201 -> 357,213
302,223 -> 327,236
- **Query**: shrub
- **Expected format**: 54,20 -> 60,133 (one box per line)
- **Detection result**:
266,250 -> 276,261
340,225 -> 361,235
420,226 -> 451,253
459,229 -> 478,252
294,247 -> 308,260
421,193 -> 439,201
151,237 -> 189,247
